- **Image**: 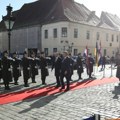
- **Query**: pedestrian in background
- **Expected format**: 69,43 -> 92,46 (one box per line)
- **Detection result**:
116,53 -> 120,84
77,53 -> 83,80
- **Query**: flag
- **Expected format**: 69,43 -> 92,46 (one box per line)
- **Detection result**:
83,46 -> 88,57
94,42 -> 98,66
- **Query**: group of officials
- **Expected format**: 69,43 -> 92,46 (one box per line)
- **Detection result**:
0,50 -> 95,91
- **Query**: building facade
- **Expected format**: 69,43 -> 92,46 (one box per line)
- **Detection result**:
0,0 -> 120,57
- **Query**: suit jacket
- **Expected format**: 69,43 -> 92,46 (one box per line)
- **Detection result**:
52,57 -> 62,76
61,56 -> 71,75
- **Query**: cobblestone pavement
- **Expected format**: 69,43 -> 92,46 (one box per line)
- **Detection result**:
0,65 -> 120,120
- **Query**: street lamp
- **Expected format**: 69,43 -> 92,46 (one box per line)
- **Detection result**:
2,4 -> 15,54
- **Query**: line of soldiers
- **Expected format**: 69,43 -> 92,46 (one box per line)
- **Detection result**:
0,50 -> 94,91
0,50 -> 49,90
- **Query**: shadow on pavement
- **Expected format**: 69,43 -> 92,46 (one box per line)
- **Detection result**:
17,92 -> 65,114
112,84 -> 120,99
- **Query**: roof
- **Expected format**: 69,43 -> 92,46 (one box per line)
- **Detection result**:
0,0 -> 120,31
100,11 -> 120,30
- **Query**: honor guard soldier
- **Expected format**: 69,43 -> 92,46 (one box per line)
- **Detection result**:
29,52 -> 38,83
52,52 -> 62,88
60,51 -> 71,91
39,52 -> 49,85
12,52 -> 21,85
0,57 -> 2,82
2,51 -> 12,90
22,52 -> 30,87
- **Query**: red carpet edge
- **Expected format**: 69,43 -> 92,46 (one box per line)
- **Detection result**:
0,77 -> 119,105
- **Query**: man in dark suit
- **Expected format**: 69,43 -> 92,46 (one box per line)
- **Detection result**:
60,51 -> 71,91
52,52 -> 62,88
2,51 -> 12,90
12,52 -> 21,85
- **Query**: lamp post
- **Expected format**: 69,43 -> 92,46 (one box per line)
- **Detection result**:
2,5 -> 15,54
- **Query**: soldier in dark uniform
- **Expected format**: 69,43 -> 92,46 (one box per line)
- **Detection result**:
12,52 -> 21,85
2,51 -> 12,90
60,51 -> 71,91
77,53 -> 83,80
0,57 -> 2,82
22,52 -> 30,87
116,53 -> 120,84
39,52 -> 48,85
29,52 -> 38,83
52,52 -> 62,88
87,53 -> 94,79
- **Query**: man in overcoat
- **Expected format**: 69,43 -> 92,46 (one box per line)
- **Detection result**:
60,51 -> 71,91
52,52 -> 62,88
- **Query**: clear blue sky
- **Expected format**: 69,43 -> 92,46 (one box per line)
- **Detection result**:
0,0 -> 120,21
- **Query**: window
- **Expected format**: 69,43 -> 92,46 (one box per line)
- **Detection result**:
53,48 -> 57,52
61,27 -> 67,37
53,28 -> 57,38
110,43 -> 112,47
106,33 -> 109,41
116,35 -> 119,42
111,34 -> 114,42
96,32 -> 100,40
86,31 -> 90,40
74,28 -> 78,38
44,30 -> 48,39
74,49 -> 78,56
44,48 -> 48,56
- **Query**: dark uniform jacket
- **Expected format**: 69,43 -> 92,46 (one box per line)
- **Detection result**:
0,59 -> 2,79
40,57 -> 48,77
52,57 -> 62,76
22,57 -> 30,80
116,58 -> 120,78
29,58 -> 38,77
12,57 -> 21,79
2,56 -> 12,82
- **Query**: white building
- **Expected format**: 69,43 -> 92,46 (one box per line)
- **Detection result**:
0,0 -> 120,56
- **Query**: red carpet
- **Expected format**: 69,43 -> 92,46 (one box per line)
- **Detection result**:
0,77 -> 119,105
